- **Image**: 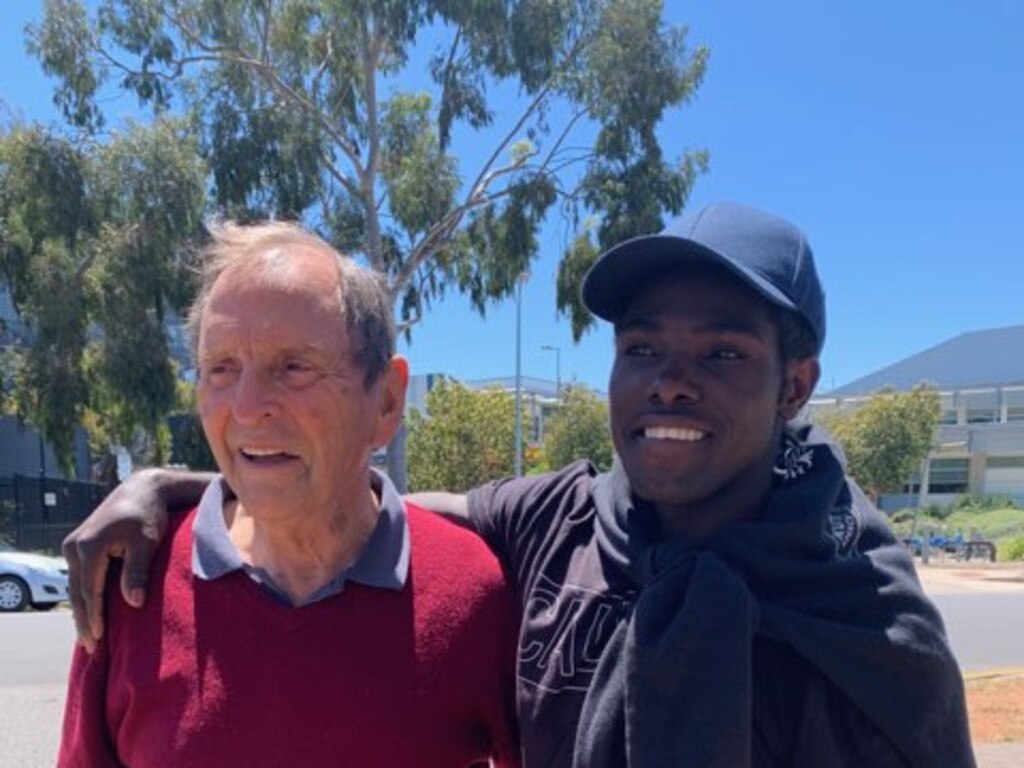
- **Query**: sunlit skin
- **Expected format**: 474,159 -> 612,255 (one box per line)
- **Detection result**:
195,247 -> 407,601
609,266 -> 819,540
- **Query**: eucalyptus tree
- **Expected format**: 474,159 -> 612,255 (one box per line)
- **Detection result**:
30,0 -> 707,334
30,0 -> 708,483
0,120 -> 205,473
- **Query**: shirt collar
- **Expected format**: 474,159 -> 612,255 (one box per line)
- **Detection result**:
192,468 -> 409,595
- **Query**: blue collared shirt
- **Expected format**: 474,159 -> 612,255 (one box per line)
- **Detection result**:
191,468 -> 410,605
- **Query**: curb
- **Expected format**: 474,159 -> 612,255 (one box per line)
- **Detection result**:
964,667 -> 1024,682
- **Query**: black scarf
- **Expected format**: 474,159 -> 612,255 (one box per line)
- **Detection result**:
573,432 -> 974,767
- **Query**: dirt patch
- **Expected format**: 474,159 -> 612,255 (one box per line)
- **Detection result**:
966,674 -> 1024,742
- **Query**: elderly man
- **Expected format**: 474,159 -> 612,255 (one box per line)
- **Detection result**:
58,222 -> 519,767
65,203 -> 973,766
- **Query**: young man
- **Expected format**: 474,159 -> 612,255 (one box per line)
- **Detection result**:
65,204 -> 974,766
58,223 -> 519,767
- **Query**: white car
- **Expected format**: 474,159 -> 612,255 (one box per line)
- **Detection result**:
0,539 -> 69,612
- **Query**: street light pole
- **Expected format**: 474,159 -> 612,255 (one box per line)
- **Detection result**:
541,344 -> 561,402
514,272 -> 529,477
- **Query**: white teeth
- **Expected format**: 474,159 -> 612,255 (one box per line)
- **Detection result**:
643,426 -> 705,442
241,447 -> 286,457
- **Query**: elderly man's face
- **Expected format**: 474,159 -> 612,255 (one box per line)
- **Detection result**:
195,249 -> 403,520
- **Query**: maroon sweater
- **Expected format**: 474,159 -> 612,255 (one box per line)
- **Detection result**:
59,504 -> 521,767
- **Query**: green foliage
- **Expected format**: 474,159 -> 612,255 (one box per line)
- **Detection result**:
1,126 -> 93,471
952,494 -> 1020,512
541,384 -> 613,471
1000,536 -> 1024,562
168,417 -> 217,472
166,380 -> 217,471
920,503 -> 954,521
817,385 -> 940,500
889,505 -> 1024,546
0,120 -> 205,475
28,0 -> 708,339
406,378 -> 529,493
890,509 -> 915,525
22,0 -> 710,483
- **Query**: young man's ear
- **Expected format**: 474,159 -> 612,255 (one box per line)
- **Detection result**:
779,358 -> 821,420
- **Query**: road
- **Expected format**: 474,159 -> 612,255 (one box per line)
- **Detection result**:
2,586 -> 1022,767
0,611 -> 75,768
933,593 -> 1024,673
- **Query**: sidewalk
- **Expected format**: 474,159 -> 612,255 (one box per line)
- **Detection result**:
974,741 -> 1024,768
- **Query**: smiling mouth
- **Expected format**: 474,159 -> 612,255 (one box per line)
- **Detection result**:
239,446 -> 298,463
639,426 -> 707,442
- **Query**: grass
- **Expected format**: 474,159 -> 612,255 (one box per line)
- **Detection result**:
887,505 -> 1024,561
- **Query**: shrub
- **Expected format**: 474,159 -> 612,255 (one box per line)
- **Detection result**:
891,509 -> 916,525
983,495 -> 1019,511
1000,536 -> 1024,562
921,503 -> 952,521
952,495 -> 979,512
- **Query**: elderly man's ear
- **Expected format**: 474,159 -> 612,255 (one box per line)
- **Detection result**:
778,358 -> 821,421
374,356 -> 410,448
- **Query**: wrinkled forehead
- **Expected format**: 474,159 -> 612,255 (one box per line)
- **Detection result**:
201,249 -> 343,337
209,246 -> 339,306
232,244 -> 338,286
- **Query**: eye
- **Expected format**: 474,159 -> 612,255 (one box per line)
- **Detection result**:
280,358 -> 320,386
707,346 -> 743,361
616,331 -> 656,358
623,342 -> 656,358
200,360 -> 239,386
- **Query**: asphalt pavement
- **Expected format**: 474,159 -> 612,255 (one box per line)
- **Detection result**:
1,611 -> 74,768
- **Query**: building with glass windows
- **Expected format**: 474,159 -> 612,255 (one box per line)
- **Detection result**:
806,325 -> 1024,508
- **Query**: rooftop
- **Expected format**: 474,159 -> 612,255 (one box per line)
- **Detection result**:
826,325 -> 1024,397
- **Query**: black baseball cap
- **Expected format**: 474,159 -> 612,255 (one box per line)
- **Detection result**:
581,202 -> 826,353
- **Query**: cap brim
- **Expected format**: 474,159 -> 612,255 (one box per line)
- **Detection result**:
582,233 -> 800,322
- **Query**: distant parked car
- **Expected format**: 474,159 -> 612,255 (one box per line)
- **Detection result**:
0,539 -> 69,612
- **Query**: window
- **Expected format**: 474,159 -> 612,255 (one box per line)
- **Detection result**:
1005,390 -> 1024,422
901,470 -> 922,494
927,457 -> 969,494
938,393 -> 958,425
963,390 -> 998,424
987,456 -> 1024,469
967,408 -> 997,424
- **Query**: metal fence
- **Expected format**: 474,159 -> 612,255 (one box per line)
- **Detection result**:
0,475 -> 112,554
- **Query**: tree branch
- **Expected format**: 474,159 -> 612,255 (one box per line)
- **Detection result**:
360,12 -> 384,272
435,25 -> 463,151
463,34 -> 587,210
163,7 -> 368,183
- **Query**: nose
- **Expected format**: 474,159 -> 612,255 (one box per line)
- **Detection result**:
648,354 -> 701,404
231,368 -> 277,425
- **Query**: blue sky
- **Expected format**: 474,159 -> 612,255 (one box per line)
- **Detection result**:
2,1 -> 1021,395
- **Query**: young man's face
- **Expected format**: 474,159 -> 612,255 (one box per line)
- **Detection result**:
608,266 -> 818,533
